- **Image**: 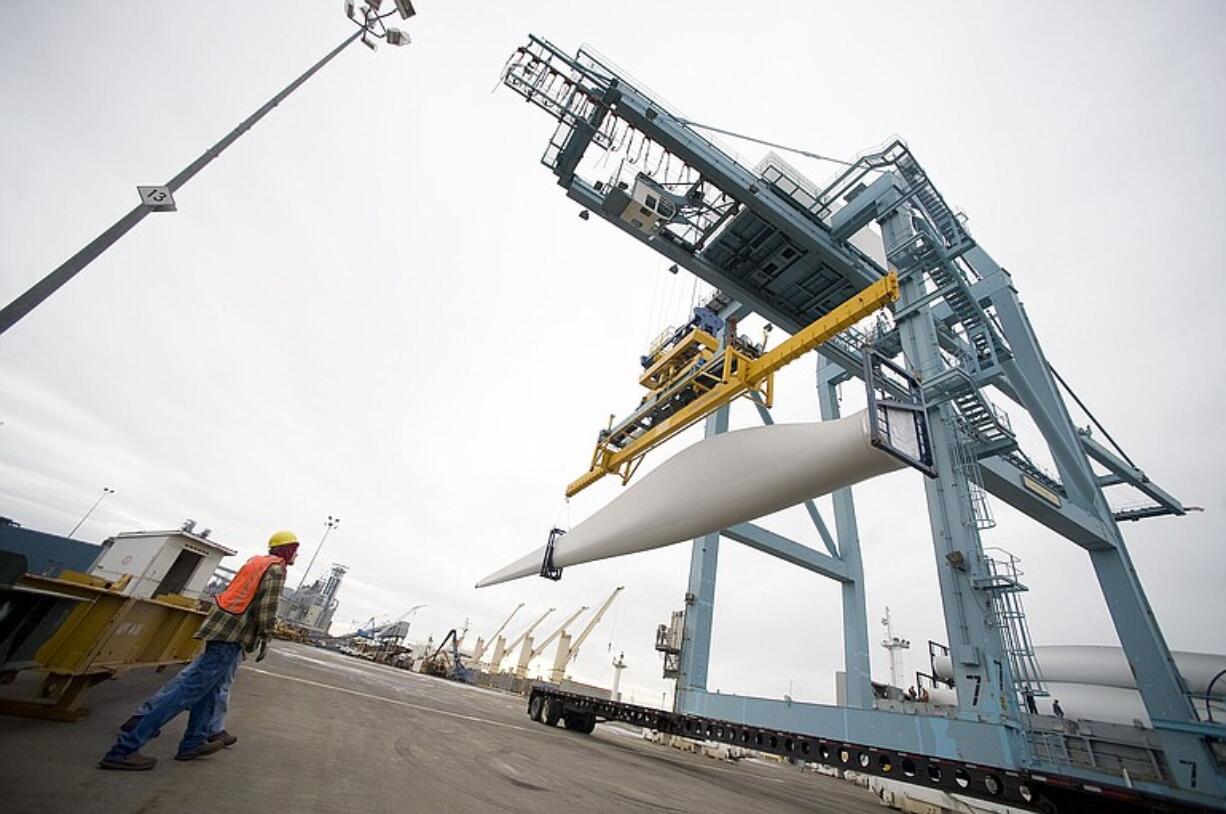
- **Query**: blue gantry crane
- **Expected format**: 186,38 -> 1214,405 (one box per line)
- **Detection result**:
498,35 -> 1222,814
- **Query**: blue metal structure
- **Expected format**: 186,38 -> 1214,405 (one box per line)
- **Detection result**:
0,523 -> 100,578
499,35 -> 1224,811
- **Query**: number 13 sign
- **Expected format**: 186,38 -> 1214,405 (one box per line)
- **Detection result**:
137,185 -> 177,212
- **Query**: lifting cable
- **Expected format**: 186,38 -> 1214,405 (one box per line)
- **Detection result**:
552,495 -> 572,534
606,598 -> 620,653
647,258 -> 665,339
1047,363 -> 1137,469
676,119 -> 857,168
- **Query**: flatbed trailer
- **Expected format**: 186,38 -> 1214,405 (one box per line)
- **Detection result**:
525,686 -> 1218,814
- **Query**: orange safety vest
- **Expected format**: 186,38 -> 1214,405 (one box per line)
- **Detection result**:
215,555 -> 284,615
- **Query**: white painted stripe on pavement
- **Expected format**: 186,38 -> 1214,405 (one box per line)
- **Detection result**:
244,666 -> 530,732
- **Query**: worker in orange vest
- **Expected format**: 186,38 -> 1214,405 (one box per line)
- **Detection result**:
99,530 -> 300,771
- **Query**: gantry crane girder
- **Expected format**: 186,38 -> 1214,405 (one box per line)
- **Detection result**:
501,34 -> 1189,532
500,34 -> 1222,812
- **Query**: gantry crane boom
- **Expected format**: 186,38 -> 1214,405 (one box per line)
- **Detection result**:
565,587 -> 622,659
548,587 -> 623,683
566,273 -> 898,496
495,607 -> 555,669
472,602 -> 524,662
529,606 -> 588,659
395,603 -> 427,622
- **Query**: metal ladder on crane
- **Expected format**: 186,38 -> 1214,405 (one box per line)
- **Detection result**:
811,141 -> 1005,377
951,415 -> 996,531
952,390 -> 1012,443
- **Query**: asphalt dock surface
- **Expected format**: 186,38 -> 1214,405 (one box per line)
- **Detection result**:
0,641 -> 885,813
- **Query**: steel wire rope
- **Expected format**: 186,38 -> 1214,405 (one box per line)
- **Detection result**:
667,266 -> 685,327
646,257 -> 665,343
1047,363 -> 1137,468
663,270 -> 677,331
552,494 -> 572,533
652,143 -> 666,177
1206,669 -> 1226,723
676,119 -> 857,167
606,597 -> 620,653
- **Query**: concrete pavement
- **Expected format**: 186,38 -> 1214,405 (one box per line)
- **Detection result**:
0,641 -> 886,813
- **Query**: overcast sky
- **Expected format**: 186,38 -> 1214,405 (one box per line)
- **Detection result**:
2,1 -> 1224,707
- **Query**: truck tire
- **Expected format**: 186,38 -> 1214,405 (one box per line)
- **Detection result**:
543,698 -> 563,727
528,695 -> 544,722
565,713 -> 596,734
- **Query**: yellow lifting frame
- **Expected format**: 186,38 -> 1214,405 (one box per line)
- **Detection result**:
638,327 -> 719,391
565,271 -> 900,498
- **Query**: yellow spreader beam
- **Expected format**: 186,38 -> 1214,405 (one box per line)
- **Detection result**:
565,271 -> 900,497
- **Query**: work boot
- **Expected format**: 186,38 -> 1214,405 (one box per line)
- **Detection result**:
207,730 -> 238,747
99,752 -> 157,771
174,739 -> 226,761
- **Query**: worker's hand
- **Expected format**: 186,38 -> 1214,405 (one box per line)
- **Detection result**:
256,638 -> 269,662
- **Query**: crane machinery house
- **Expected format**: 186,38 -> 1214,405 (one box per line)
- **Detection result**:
604,174 -> 677,236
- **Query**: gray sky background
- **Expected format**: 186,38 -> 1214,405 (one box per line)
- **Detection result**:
2,1 -> 1224,706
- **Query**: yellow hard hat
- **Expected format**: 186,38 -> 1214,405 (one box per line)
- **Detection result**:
268,530 -> 300,550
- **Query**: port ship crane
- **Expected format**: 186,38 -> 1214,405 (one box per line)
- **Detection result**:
514,606 -> 588,679
547,587 -> 623,683
490,607 -> 554,673
495,34 -> 1222,814
472,602 -> 524,664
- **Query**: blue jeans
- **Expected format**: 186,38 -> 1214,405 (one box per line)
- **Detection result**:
131,647 -> 240,734
105,641 -> 242,758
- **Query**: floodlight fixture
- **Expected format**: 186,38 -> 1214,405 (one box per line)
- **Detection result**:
368,0 -> 383,10
394,0 -> 416,19
362,35 -> 377,51
345,0 -> 355,20
386,28 -> 410,46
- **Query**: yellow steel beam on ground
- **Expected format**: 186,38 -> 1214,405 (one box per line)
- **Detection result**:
0,572 -> 208,721
565,272 -> 899,498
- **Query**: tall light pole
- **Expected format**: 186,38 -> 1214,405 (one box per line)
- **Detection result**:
69,487 -> 114,538
297,514 -> 341,591
0,1 -> 417,338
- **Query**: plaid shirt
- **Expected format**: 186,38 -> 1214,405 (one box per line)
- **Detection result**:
196,561 -> 286,652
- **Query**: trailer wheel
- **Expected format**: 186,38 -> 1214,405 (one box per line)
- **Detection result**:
565,713 -> 596,734
528,695 -> 544,722
543,698 -> 563,727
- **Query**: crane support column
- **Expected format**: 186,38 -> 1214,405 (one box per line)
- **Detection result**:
675,405 -> 728,713
987,273 -> 1224,794
817,355 -> 873,709
879,193 -> 1020,729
